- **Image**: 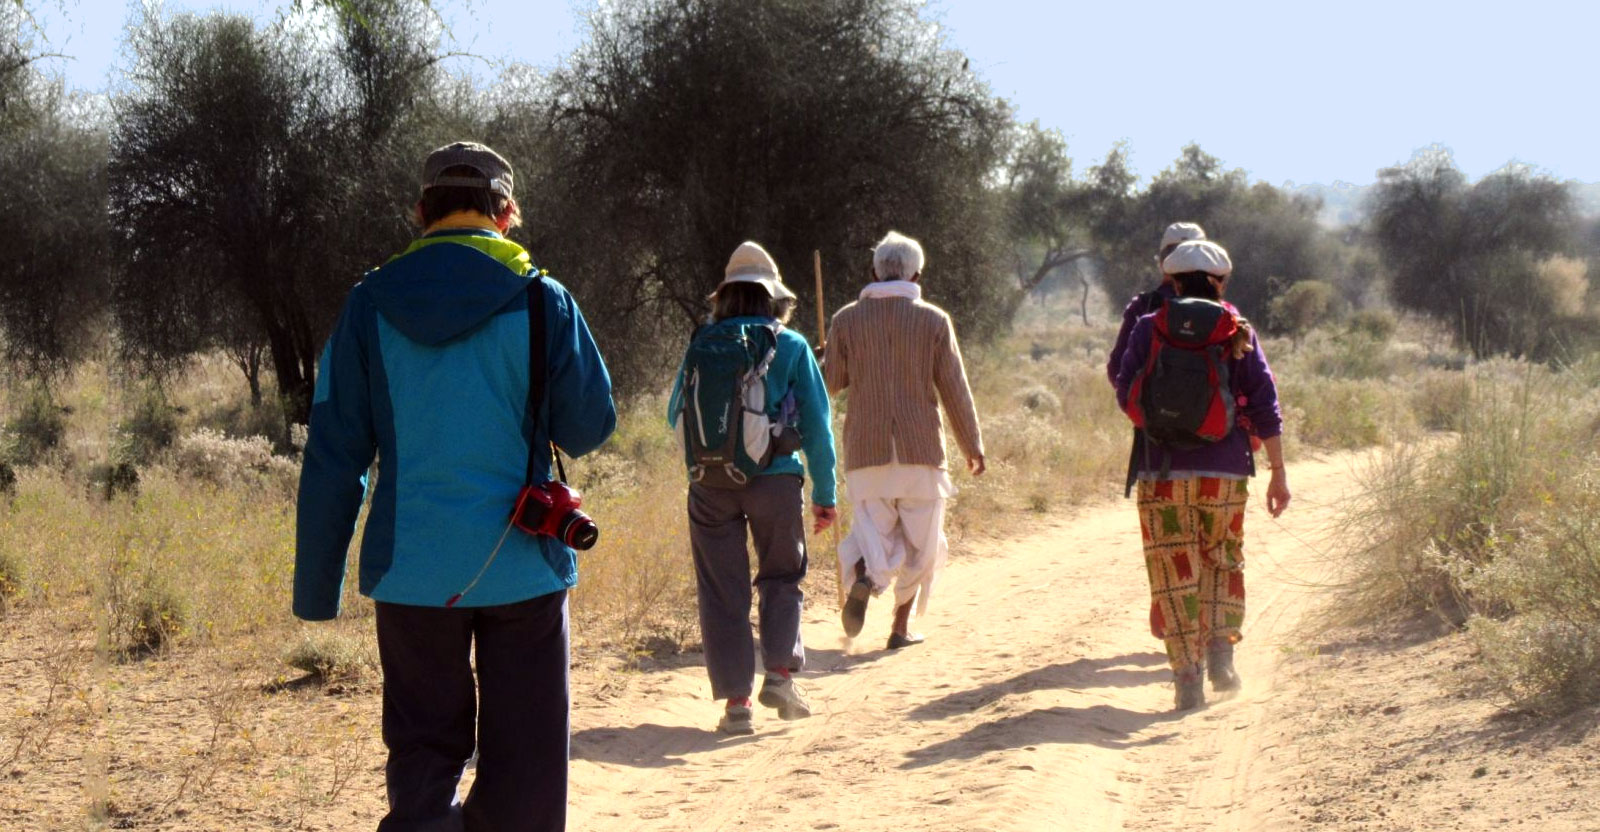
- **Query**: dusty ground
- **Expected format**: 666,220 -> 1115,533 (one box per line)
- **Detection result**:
5,450 -> 1600,830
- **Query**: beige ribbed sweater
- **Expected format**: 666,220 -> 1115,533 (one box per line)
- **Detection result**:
824,293 -> 984,472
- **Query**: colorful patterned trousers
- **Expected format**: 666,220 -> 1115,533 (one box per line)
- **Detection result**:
1136,477 -> 1248,675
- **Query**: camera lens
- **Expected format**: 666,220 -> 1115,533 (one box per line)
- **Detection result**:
560,510 -> 599,551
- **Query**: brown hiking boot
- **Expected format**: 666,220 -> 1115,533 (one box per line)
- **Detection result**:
1208,639 -> 1241,692
1175,669 -> 1206,711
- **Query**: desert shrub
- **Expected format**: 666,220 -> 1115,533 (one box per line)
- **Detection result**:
1015,384 -> 1062,413
1268,279 -> 1339,340
1534,255 -> 1589,319
570,451 -> 641,497
1347,307 -> 1398,342
1298,332 -> 1403,381
104,561 -> 188,655
103,462 -> 141,499
199,395 -> 291,453
1336,362 -> 1600,625
0,544 -> 22,609
1471,614 -> 1600,714
171,428 -> 297,492
113,385 -> 179,466
284,631 -> 378,682
1280,377 -> 1417,449
4,386 -> 65,465
1451,473 -> 1600,713
1410,370 -> 1474,432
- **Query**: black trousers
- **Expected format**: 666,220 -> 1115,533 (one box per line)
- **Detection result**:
374,592 -> 569,832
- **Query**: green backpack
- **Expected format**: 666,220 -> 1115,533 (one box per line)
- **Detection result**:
674,321 -> 784,488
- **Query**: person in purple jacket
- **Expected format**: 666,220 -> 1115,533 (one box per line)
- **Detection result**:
1115,240 -> 1291,711
1105,222 -> 1208,385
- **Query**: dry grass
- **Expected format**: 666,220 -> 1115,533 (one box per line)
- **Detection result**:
1333,356 -> 1600,713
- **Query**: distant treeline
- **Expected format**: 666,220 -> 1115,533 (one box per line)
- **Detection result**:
2,0 -> 1597,425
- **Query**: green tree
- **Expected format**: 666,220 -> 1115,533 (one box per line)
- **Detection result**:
108,1 -> 451,422
1267,279 -> 1337,343
110,11 -> 335,420
1003,122 -> 1095,323
0,3 -> 110,379
1076,143 -> 1326,324
532,0 -> 1013,392
1369,149 -> 1581,358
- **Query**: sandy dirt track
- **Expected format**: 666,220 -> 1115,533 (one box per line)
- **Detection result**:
562,453 -> 1355,832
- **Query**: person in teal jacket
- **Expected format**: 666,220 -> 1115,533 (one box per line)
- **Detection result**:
295,142 -> 615,832
668,241 -> 838,736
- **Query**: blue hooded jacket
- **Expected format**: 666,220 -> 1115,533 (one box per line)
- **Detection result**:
293,228 -> 617,621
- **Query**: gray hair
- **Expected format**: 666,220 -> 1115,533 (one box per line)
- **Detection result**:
872,231 -> 925,281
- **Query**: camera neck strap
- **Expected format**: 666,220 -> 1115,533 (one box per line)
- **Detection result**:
525,275 -> 566,486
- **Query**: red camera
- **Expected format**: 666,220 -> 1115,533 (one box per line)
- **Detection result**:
512,481 -> 599,550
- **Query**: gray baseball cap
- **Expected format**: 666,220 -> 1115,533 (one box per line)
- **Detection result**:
421,141 -> 514,198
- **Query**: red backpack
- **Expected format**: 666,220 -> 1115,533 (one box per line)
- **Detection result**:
1125,297 -> 1240,453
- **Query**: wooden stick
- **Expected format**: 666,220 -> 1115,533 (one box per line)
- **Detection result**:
813,249 -> 827,348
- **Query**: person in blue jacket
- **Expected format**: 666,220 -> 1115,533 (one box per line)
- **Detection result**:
295,142 -> 616,832
668,241 -> 838,736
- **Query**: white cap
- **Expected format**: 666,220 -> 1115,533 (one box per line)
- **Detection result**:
1160,222 -> 1207,251
1162,240 -> 1233,277
719,241 -> 796,300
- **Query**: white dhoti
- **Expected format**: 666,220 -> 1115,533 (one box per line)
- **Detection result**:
836,447 -> 954,617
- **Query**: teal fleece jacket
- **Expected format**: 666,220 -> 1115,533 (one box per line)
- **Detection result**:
293,229 -> 616,621
666,317 -> 838,506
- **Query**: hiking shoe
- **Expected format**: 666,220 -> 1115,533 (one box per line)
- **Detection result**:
1208,641 -> 1241,692
886,631 -> 926,650
1174,671 -> 1206,712
718,704 -> 754,735
841,578 -> 872,637
757,673 -> 812,720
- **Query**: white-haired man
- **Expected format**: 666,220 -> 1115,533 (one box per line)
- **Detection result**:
824,231 -> 985,648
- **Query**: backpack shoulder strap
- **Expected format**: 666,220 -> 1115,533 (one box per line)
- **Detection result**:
750,322 -> 782,375
526,277 -> 548,487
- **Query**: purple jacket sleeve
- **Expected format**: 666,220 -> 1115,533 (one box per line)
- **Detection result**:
1114,317 -> 1153,412
1106,296 -> 1146,385
1233,331 -> 1282,439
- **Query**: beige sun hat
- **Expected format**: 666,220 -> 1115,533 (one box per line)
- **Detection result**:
1160,222 -> 1207,251
719,241 -> 797,300
1161,239 -> 1233,277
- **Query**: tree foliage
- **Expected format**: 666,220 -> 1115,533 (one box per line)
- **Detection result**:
1078,144 -> 1327,323
1268,279 -> 1338,342
0,4 -> 109,379
1369,149 -> 1585,358
11,0 -> 1600,410
107,0 -> 448,422
531,0 -> 1013,392
1003,122 -> 1094,322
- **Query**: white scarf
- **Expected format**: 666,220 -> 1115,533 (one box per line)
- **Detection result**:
859,280 -> 921,301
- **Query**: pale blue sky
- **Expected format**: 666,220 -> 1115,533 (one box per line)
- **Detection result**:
29,0 -> 1598,186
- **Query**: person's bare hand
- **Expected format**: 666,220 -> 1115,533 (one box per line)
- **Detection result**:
1267,468 -> 1291,518
812,505 -> 838,534
967,454 -> 986,477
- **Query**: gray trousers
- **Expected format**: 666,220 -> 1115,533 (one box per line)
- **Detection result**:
688,474 -> 808,700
